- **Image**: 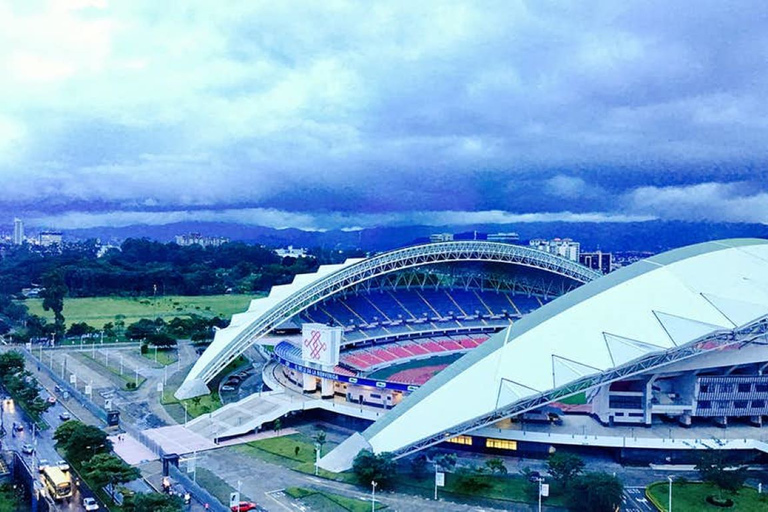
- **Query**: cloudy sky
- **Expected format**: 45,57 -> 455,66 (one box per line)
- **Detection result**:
2,0 -> 768,231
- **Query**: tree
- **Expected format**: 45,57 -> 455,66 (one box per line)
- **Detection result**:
66,322 -> 95,338
547,452 -> 585,489
273,418 -> 282,433
40,271 -> 67,334
352,450 -> 397,488
433,452 -> 457,472
485,457 -> 508,475
567,472 -> 623,512
82,453 -> 140,502
54,421 -> 112,465
148,331 -> 177,348
125,492 -> 183,512
410,454 -> 428,477
313,429 -> 327,457
696,448 -> 749,498
0,351 -> 25,377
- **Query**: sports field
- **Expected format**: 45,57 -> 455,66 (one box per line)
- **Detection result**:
24,294 -> 260,329
367,353 -> 463,380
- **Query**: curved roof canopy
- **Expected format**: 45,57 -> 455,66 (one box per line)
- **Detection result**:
319,239 -> 768,468
176,241 -> 600,399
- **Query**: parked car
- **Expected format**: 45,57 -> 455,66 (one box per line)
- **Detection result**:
12,422 -> 23,432
59,411 -> 72,421
230,502 -> 261,512
21,443 -> 34,455
46,396 -> 57,404
54,385 -> 64,393
527,471 -> 542,482
57,460 -> 70,472
83,496 -> 100,511
38,459 -> 49,472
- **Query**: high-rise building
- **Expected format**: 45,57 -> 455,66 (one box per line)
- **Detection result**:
580,250 -> 613,274
13,218 -> 24,245
529,237 -> 580,261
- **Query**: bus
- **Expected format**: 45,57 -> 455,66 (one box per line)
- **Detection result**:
41,465 -> 72,501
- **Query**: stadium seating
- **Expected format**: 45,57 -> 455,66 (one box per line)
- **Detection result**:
298,287 -> 549,340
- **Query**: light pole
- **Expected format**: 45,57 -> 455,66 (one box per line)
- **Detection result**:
537,477 -> 545,512
668,475 -> 673,512
370,480 -> 377,512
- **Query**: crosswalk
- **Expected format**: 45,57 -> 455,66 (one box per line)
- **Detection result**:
622,487 -> 659,512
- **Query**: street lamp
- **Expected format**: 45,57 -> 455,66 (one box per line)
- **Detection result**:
538,477 -> 543,512
370,481 -> 377,512
668,475 -> 673,512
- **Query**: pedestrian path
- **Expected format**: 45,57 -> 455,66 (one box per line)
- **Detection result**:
110,434 -> 159,465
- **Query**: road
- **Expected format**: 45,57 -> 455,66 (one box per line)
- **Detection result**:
1,392 -> 99,512
623,487 -> 658,512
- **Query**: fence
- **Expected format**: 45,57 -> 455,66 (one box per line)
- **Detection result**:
121,420 -> 166,459
26,349 -> 109,424
170,464 -> 228,512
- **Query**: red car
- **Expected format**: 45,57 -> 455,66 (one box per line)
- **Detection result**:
230,503 -> 260,512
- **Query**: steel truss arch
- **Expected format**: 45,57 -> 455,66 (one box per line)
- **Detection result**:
177,241 -> 601,398
386,318 -> 768,459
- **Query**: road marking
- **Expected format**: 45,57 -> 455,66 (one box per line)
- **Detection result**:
265,490 -> 293,512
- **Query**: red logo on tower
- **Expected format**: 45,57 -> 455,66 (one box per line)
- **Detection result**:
300,323 -> 343,366
304,329 -> 327,360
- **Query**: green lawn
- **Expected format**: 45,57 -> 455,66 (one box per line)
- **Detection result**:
557,391 -> 587,405
235,433 -> 357,483
367,353 -> 462,380
647,482 -> 768,511
285,487 -> 388,512
24,294 -> 258,329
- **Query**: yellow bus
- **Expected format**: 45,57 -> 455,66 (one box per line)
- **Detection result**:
41,465 -> 72,501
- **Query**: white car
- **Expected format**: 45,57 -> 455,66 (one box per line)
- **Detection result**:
83,497 -> 100,511
38,459 -> 49,472
57,460 -> 70,472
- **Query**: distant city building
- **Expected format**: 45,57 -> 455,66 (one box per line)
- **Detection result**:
13,218 -> 24,245
529,237 -> 580,261
39,231 -> 63,247
275,246 -> 308,258
487,232 -> 520,243
429,233 -> 454,243
174,233 -> 229,248
579,250 -> 613,274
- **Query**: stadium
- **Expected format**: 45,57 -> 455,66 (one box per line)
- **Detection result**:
178,238 -> 768,472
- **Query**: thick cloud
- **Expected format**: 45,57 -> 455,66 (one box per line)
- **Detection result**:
2,0 -> 768,229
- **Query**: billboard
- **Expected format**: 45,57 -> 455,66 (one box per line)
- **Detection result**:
301,323 -> 342,366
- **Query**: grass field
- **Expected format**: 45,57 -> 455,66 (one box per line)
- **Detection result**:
23,294 -> 259,328
235,433 -> 357,483
647,482 -> 768,511
367,353 -> 463,380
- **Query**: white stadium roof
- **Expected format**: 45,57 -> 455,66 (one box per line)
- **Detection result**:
321,238 -> 768,470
